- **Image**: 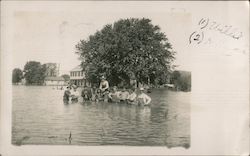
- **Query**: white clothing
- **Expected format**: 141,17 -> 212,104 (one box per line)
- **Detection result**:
127,92 -> 137,101
108,91 -> 120,99
137,93 -> 152,105
71,90 -> 80,97
119,91 -> 129,100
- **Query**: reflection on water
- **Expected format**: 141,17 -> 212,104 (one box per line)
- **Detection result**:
12,86 -> 190,147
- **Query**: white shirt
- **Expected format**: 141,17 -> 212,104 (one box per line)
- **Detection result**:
137,93 -> 152,105
71,90 -> 80,97
119,91 -> 129,100
108,91 -> 120,99
127,92 -> 137,101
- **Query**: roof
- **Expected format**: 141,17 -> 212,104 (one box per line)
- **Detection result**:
44,76 -> 65,81
70,65 -> 83,72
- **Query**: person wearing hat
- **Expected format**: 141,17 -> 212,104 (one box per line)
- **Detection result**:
99,76 -> 109,101
99,76 -> 109,92
137,87 -> 152,106
71,85 -> 80,103
63,86 -> 71,104
81,85 -> 92,102
127,88 -> 137,105
119,86 -> 129,103
108,86 -> 121,103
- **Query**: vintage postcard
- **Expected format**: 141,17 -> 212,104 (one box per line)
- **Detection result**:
0,1 -> 249,155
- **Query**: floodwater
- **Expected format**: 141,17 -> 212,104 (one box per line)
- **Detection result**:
12,86 -> 190,148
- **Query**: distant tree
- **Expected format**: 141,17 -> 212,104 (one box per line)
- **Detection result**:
12,68 -> 23,84
179,71 -> 191,91
23,61 -> 46,85
76,18 -> 175,86
44,63 -> 58,77
170,70 -> 191,91
170,71 -> 181,84
61,74 -> 70,81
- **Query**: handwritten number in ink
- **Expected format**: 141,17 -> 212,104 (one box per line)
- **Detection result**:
189,17 -> 242,46
198,18 -> 209,29
189,18 -> 208,44
189,31 -> 204,44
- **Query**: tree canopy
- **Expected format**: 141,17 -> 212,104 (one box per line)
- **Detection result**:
76,18 -> 175,87
23,61 -> 46,85
12,68 -> 23,84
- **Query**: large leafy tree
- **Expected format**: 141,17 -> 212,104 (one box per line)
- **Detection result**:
23,61 -> 46,85
76,18 -> 175,86
12,68 -> 23,84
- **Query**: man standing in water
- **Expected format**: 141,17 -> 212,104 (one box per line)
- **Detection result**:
127,88 -> 137,105
99,76 -> 109,101
81,85 -> 92,101
119,87 -> 129,103
137,88 -> 152,106
71,86 -> 80,103
99,76 -> 109,92
63,86 -> 71,104
108,86 -> 120,103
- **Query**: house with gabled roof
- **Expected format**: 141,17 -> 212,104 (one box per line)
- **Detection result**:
70,65 -> 89,86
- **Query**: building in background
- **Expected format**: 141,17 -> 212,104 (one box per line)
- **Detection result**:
43,63 -> 67,86
44,76 -> 66,86
70,65 -> 89,86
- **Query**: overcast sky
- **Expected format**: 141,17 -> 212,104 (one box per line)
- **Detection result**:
4,1 -> 248,75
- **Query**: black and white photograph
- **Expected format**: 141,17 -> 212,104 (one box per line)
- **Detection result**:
1,1 -> 249,156
11,3 -> 191,148
10,1 -> 191,148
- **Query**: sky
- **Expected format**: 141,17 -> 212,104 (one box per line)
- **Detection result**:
6,1 -> 248,75
8,1 -> 194,75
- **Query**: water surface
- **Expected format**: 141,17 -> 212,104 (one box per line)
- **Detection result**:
12,86 -> 190,147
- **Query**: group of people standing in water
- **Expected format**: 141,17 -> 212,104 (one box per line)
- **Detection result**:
63,76 -> 152,106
